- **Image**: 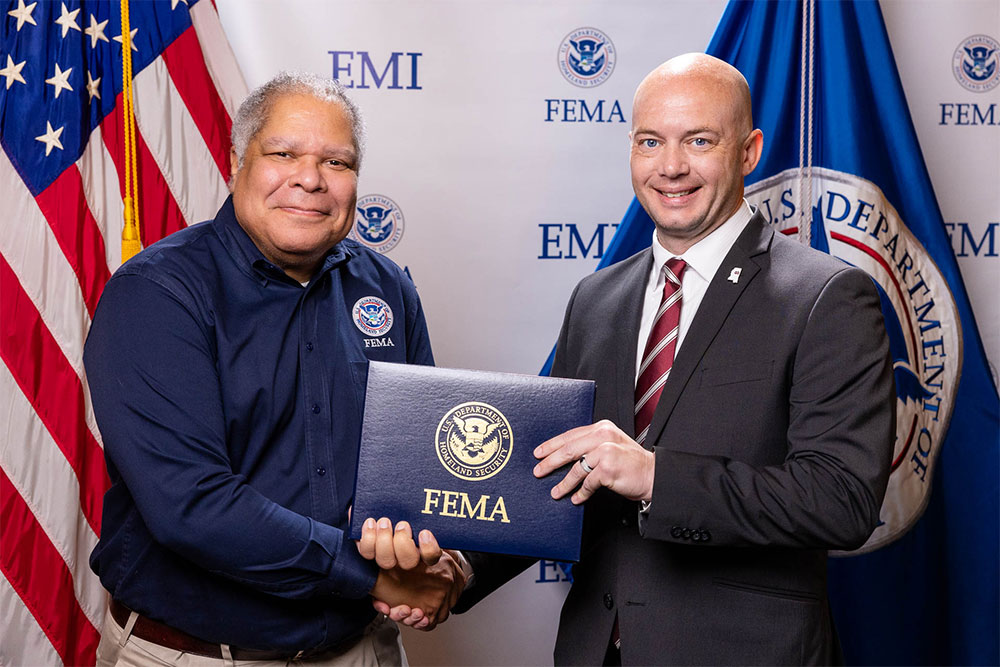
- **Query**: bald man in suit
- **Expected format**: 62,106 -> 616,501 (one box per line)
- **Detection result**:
372,53 -> 894,665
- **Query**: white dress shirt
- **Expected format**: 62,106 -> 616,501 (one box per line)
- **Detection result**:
635,200 -> 755,380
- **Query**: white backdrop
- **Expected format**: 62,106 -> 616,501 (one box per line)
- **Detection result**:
217,2 -> 998,665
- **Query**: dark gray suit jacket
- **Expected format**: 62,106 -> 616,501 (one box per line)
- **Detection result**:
457,211 -> 894,665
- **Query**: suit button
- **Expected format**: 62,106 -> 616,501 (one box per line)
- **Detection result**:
691,531 -> 701,542
621,517 -> 629,526
682,528 -> 692,540
701,530 -> 712,542
603,593 -> 614,610
670,526 -> 682,538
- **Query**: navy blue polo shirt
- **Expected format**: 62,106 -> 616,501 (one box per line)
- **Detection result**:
85,196 -> 433,652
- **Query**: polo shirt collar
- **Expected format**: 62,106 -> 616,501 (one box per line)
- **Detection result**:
213,195 -> 354,285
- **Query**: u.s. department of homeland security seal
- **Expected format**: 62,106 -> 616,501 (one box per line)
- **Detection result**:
349,194 -> 405,253
952,34 -> 1000,93
352,296 -> 393,337
746,167 -> 961,554
558,27 -> 616,88
436,402 -> 513,481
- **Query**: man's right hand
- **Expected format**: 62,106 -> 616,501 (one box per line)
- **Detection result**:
359,518 -> 466,630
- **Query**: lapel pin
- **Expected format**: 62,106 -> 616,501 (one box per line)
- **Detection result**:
727,267 -> 742,284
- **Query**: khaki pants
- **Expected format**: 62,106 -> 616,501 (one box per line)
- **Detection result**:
95,607 -> 407,667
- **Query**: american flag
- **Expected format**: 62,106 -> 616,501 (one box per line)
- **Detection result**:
0,1 -> 245,663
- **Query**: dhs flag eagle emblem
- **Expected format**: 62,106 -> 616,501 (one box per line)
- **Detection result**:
349,194 -> 405,253
747,168 -> 961,553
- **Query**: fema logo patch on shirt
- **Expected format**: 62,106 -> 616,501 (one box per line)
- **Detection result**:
352,296 -> 394,337
952,34 -> 1000,92
558,27 -> 616,88
349,194 -> 405,253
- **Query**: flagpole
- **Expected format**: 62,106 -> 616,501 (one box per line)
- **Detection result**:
797,0 -> 814,248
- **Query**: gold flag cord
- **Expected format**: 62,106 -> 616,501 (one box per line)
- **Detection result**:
120,0 -> 141,262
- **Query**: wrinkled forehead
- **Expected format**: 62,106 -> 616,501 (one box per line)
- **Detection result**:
262,92 -> 350,130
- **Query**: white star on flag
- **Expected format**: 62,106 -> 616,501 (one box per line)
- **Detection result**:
34,121 -> 64,156
0,55 -> 27,89
7,0 -> 37,31
84,14 -> 110,48
86,70 -> 101,101
45,63 -> 73,99
54,3 -> 81,38
113,28 -> 139,53
171,0 -> 190,8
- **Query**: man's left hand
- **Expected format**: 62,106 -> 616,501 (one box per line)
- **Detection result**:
533,420 -> 655,504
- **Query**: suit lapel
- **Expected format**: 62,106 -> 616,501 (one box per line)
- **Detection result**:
611,249 -> 653,438
643,212 -> 774,449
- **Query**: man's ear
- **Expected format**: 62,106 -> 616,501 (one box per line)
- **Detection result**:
228,148 -> 239,192
742,128 -> 763,176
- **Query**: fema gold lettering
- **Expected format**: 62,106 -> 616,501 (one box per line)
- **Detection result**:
441,490 -> 460,516
420,488 -> 510,523
460,493 -> 487,518
421,488 -> 441,515
488,496 -> 509,523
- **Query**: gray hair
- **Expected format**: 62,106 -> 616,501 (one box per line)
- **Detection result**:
231,71 -> 366,170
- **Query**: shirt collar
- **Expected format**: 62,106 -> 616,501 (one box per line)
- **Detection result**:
213,195 -> 354,285
650,199 -> 754,283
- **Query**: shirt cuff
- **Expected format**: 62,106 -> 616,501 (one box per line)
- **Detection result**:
454,550 -> 475,589
326,527 -> 378,599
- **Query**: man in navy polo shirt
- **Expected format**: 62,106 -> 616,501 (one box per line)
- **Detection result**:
85,71 -> 463,666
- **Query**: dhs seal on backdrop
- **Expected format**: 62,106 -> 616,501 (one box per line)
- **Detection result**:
436,402 -> 513,481
352,296 -> 393,337
747,168 -> 961,554
953,34 -> 1000,92
349,194 -> 404,253
558,27 -> 616,88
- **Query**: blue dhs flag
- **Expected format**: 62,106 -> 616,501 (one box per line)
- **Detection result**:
565,1 -> 999,664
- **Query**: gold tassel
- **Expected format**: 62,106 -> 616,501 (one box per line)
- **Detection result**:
120,0 -> 141,263
122,196 -> 141,261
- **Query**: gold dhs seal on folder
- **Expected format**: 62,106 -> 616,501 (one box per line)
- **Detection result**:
437,402 -> 512,480
350,362 -> 594,561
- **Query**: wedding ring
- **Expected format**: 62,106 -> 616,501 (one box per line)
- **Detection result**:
579,456 -> 594,474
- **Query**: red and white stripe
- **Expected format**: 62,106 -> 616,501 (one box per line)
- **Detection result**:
634,260 -> 686,446
0,3 -> 246,664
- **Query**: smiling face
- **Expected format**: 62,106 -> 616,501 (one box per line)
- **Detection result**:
629,55 -> 762,255
230,92 -> 359,282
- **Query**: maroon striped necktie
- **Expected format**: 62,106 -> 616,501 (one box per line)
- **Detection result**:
610,259 -> 686,654
634,257 -> 687,447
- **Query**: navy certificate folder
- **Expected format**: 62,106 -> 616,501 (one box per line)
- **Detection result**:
349,361 -> 594,562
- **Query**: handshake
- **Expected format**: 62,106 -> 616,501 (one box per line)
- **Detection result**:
356,517 -> 467,631
351,420 -> 654,630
